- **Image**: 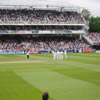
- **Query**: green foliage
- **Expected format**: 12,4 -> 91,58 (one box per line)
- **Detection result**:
89,17 -> 100,32
81,8 -> 100,32
82,9 -> 91,20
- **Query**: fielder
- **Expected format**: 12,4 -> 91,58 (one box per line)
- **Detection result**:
61,51 -> 64,60
57,50 -> 64,60
64,49 -> 67,59
52,50 -> 57,60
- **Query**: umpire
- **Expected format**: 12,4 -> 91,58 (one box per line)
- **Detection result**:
26,51 -> 30,59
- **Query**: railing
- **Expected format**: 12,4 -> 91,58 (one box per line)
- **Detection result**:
83,35 -> 94,45
0,21 -> 86,25
0,30 -> 85,34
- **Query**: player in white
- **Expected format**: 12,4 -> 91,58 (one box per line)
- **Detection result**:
57,50 -> 60,60
61,50 -> 64,60
59,51 -> 61,60
52,50 -> 57,60
26,51 -> 30,59
64,49 -> 68,59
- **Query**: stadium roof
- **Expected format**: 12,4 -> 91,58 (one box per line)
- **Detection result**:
0,4 -> 83,12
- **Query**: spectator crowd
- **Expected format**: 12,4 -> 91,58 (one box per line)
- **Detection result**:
88,33 -> 100,43
0,8 -> 91,53
0,37 -> 92,53
0,9 -> 84,24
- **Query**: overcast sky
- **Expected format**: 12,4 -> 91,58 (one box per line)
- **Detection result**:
0,0 -> 100,17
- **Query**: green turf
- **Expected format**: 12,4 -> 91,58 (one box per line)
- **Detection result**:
0,53 -> 100,100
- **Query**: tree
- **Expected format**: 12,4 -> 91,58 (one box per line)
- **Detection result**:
82,9 -> 91,20
81,9 -> 100,32
89,17 -> 100,32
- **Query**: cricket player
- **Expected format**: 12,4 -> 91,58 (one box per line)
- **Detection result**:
57,50 -> 60,60
52,50 -> 57,60
61,50 -> 64,60
26,51 -> 30,59
64,49 -> 67,59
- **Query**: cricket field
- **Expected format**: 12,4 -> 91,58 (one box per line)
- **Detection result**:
0,53 -> 100,100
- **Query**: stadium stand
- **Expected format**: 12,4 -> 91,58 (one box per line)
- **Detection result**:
0,36 -> 92,53
0,9 -> 84,24
88,33 -> 100,43
0,5 -> 93,54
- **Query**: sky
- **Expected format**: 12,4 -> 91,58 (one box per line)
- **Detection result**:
0,0 -> 100,17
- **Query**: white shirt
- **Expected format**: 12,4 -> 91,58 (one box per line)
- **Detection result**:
26,52 -> 30,56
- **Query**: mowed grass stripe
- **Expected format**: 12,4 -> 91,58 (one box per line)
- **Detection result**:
68,56 -> 100,65
53,67 -> 100,86
0,55 -> 26,62
0,71 -> 43,100
0,54 -> 53,63
17,54 -> 52,60
15,69 -> 100,100
0,54 -> 100,72
0,53 -> 100,61
69,53 -> 100,58
62,60 -> 100,72
69,54 -> 100,61
46,58 -> 100,72
1,53 -> 99,65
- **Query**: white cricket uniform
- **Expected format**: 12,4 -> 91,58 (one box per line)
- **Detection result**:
52,51 -> 57,60
61,51 -> 64,60
26,52 -> 30,59
64,50 -> 67,59
26,52 -> 29,55
57,51 -> 60,60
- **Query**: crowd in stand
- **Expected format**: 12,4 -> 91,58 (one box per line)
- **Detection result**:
0,9 -> 84,24
88,33 -> 100,43
0,37 -> 92,53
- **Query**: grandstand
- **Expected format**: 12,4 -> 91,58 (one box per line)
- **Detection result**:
0,4 -> 93,54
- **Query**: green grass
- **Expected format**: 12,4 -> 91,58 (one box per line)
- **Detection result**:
0,53 -> 100,100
